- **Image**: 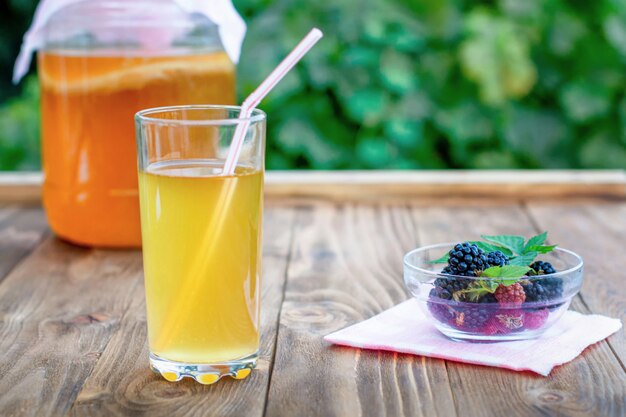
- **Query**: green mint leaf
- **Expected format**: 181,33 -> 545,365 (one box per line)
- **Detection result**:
427,252 -> 450,264
509,252 -> 538,266
523,232 -> 547,252
480,265 -> 531,279
525,244 -> 557,254
469,241 -> 513,256
481,235 -> 526,254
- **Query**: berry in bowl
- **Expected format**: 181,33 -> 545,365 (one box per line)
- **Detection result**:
403,233 -> 583,342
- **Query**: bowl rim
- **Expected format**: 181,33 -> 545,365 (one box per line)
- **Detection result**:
403,243 -> 584,280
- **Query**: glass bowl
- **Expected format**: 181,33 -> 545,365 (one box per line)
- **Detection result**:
403,243 -> 584,342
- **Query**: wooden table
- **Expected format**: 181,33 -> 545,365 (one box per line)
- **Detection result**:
0,171 -> 624,417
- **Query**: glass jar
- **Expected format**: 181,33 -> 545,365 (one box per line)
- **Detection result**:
37,0 -> 236,247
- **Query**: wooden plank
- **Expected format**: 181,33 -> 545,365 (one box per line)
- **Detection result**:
0,173 -> 42,204
525,201 -> 626,365
266,203 -> 457,417
0,206 -> 48,282
0,238 -> 143,417
69,205 -> 296,416
410,201 -> 625,417
266,170 -> 626,201
1,171 -> 625,204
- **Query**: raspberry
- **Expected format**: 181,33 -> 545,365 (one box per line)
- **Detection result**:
528,261 -> 556,275
482,310 -> 525,334
444,242 -> 488,277
482,317 -> 508,335
523,308 -> 549,330
486,251 -> 509,267
494,283 -> 526,305
452,305 -> 491,329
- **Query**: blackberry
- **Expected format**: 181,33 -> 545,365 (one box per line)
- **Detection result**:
444,242 -> 488,277
427,289 -> 455,324
521,281 -> 548,302
541,277 -> 564,299
528,261 -> 556,275
433,276 -> 470,300
522,278 -> 563,302
486,251 -> 509,267
524,261 -> 562,305
453,305 -> 491,329
477,293 -> 497,304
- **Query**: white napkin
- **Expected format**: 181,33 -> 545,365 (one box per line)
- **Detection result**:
13,0 -> 246,83
326,299 -> 622,376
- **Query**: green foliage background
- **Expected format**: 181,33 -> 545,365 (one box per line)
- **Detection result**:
2,0 -> 626,170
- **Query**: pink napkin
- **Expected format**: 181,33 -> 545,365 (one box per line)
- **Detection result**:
325,299 -> 622,376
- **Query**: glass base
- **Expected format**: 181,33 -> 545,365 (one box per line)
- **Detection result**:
149,352 -> 258,384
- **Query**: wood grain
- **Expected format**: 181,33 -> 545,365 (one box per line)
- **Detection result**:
0,189 -> 624,417
524,201 -> 626,365
0,206 -> 48,282
1,171 -> 625,204
265,203 -> 457,417
410,201 -> 626,417
69,206 -> 296,416
0,238 -> 143,417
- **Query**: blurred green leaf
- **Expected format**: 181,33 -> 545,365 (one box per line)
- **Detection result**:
419,50 -> 454,91
1,0 -> 626,171
604,15 -> 626,59
380,49 -> 417,93
459,10 -> 537,105
548,12 -> 587,56
560,81 -> 613,123
435,102 -> 493,143
472,151 -> 520,169
342,46 -> 379,68
0,76 -> 40,170
500,105 -> 569,167
343,88 -> 390,126
356,135 -> 392,168
276,119 -> 342,168
579,129 -> 626,169
384,119 -> 423,149
393,91 -> 432,120
618,96 -> 626,146
498,0 -> 547,22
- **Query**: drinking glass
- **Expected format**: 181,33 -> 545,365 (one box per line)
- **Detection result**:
135,105 -> 265,384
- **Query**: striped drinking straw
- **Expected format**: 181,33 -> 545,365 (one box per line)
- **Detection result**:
222,28 -> 323,175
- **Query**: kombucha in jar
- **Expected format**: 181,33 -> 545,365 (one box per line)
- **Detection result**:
37,0 -> 236,247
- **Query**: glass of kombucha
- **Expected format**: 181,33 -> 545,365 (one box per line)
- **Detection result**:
135,105 -> 265,384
